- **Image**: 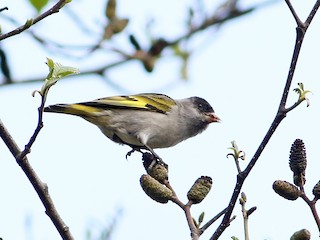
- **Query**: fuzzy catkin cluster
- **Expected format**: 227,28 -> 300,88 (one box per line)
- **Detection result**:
289,139 -> 307,186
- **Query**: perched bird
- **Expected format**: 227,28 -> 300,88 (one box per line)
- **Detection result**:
44,93 -> 220,159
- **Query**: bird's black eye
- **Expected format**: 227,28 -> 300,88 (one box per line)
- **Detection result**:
192,97 -> 214,113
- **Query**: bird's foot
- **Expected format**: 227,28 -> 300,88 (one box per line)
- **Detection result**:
142,152 -> 167,172
126,147 -> 143,159
125,149 -> 135,159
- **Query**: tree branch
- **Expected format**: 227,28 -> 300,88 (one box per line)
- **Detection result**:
210,0 -> 320,238
0,0 -> 71,41
300,190 -> 320,232
0,118 -> 74,240
0,4 -> 259,87
199,207 -> 228,234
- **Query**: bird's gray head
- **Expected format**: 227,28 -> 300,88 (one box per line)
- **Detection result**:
190,97 -> 221,123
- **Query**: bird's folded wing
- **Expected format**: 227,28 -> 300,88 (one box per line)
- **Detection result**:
81,93 -> 177,114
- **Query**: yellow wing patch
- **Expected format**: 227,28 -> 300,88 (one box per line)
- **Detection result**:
94,93 -> 176,114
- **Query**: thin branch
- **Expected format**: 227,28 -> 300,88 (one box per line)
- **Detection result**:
184,201 -> 200,240
210,0 -> 320,239
284,0 -> 303,26
165,181 -> 200,239
279,0 -> 320,111
199,207 -> 227,234
0,7 -> 8,12
300,191 -> 320,232
308,202 -> 320,232
0,4 -> 260,87
239,193 -> 256,240
0,57 -> 132,87
170,7 -> 255,46
0,119 -> 74,240
0,0 -> 70,41
17,94 -> 46,160
0,12 -> 94,57
305,0 -> 320,26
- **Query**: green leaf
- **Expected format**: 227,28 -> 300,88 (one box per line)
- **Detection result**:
38,58 -> 79,96
293,82 -> 312,103
29,0 -> 49,12
227,140 -> 245,161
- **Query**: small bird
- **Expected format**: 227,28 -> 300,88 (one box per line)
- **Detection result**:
44,93 -> 220,159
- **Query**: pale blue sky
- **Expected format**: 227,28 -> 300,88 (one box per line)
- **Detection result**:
0,0 -> 320,240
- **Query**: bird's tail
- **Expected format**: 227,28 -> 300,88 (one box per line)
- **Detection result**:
44,104 -> 99,117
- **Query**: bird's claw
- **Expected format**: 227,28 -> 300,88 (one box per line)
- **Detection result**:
125,149 -> 135,159
126,147 -> 166,171
126,147 -> 143,159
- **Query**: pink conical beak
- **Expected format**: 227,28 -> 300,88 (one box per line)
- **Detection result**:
207,112 -> 221,123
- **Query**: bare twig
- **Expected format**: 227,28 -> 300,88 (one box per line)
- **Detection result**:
17,94 -> 46,160
164,180 -> 200,239
0,7 -> 8,12
184,201 -> 200,240
0,0 -> 70,41
239,192 -> 256,240
170,7 -> 255,46
284,0 -> 303,26
199,207 -> 227,234
0,4 -> 259,87
210,0 -> 320,239
0,59 -> 78,239
0,119 -> 74,240
0,57 -> 132,87
300,191 -> 320,232
165,179 -> 226,239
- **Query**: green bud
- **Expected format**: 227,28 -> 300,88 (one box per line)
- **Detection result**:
312,181 -> 320,199
239,192 -> 247,205
187,176 -> 212,204
25,18 -> 34,28
273,180 -> 301,201
198,212 -> 205,225
140,174 -> 173,204
290,229 -> 311,240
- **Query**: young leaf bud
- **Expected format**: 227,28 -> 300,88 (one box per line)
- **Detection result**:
247,206 -> 257,216
106,0 -> 116,20
187,176 -> 212,204
289,139 -> 307,176
312,181 -> 320,199
273,180 -> 301,201
290,229 -> 311,240
111,18 -> 129,34
140,174 -> 173,204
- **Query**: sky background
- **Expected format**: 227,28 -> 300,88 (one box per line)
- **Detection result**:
0,0 -> 320,240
